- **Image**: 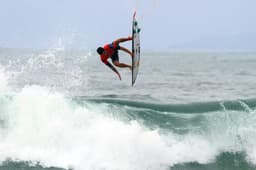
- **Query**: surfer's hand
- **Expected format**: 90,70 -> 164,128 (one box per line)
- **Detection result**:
128,36 -> 132,40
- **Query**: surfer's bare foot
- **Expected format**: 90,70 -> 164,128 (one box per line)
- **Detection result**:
129,66 -> 132,72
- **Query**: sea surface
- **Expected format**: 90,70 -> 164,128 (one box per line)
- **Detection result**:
0,48 -> 256,170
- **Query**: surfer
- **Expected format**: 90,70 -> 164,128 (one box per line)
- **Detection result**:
97,36 -> 133,80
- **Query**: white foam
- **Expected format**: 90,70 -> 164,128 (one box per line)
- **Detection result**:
0,85 -> 256,170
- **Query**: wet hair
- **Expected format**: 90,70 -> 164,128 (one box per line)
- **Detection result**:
97,47 -> 104,55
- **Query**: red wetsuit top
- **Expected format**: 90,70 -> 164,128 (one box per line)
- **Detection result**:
100,42 -> 120,64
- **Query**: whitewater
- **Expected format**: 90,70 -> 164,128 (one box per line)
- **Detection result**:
0,48 -> 256,170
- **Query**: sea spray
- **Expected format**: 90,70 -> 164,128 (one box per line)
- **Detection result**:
0,67 -> 9,94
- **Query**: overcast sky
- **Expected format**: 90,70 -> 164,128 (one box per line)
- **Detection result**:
0,0 -> 256,51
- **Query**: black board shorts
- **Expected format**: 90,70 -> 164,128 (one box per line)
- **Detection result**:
110,50 -> 119,62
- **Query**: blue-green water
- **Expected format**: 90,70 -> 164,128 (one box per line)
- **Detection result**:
0,48 -> 256,170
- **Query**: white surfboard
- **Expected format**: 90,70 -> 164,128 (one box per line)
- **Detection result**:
132,12 -> 141,86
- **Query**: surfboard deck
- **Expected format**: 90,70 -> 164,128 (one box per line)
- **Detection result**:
132,12 -> 141,86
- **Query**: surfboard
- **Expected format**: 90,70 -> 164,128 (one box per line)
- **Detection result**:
132,12 -> 141,86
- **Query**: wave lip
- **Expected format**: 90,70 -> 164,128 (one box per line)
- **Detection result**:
81,96 -> 256,113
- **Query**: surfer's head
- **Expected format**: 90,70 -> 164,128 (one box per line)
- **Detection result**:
97,47 -> 104,55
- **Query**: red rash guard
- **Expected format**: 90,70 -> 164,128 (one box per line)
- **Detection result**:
100,42 -> 119,64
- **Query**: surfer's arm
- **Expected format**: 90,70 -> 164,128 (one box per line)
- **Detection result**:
119,46 -> 133,57
113,36 -> 132,44
105,62 -> 121,80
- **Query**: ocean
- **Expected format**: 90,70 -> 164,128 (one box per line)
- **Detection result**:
0,48 -> 256,170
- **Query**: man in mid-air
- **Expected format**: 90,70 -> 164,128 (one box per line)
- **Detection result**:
97,36 -> 133,80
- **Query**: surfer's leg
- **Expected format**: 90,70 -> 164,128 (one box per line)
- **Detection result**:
113,61 -> 131,70
111,50 -> 132,70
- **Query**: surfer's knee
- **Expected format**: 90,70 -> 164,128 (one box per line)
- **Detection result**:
113,61 -> 120,66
